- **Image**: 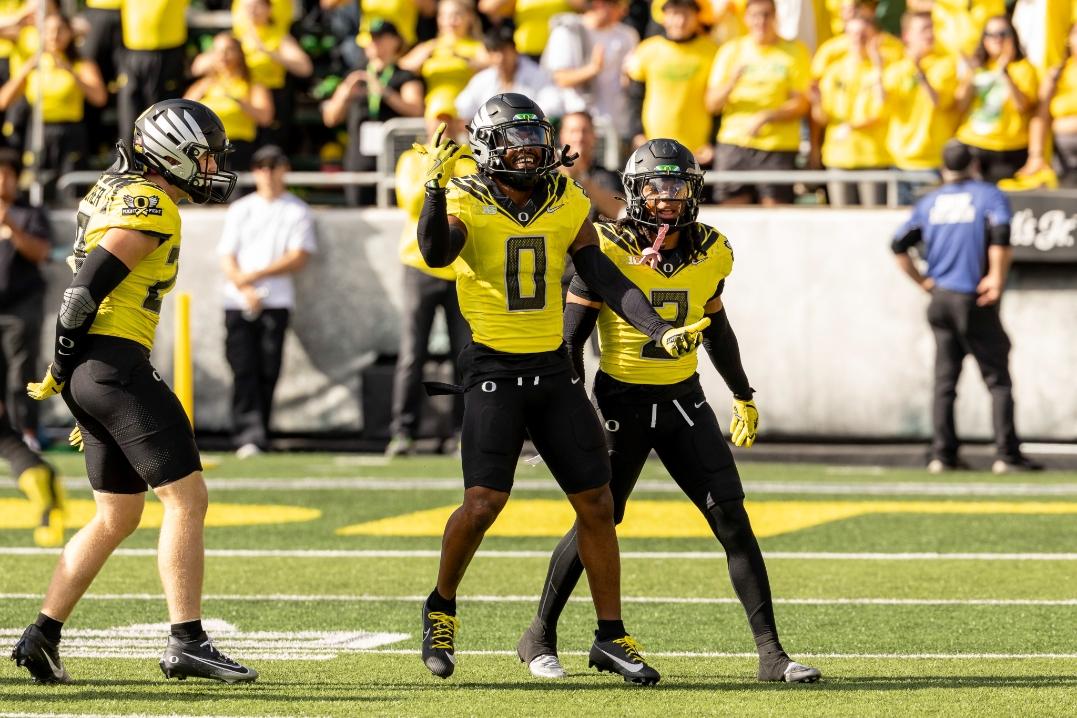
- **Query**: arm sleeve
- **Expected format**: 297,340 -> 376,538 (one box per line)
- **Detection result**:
417,185 -> 466,268
701,307 -> 753,399
562,300 -> 600,380
50,246 -> 131,382
571,243 -> 670,342
989,223 -> 1011,246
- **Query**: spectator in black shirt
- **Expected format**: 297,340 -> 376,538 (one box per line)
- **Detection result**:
321,19 -> 425,205
0,147 -> 50,448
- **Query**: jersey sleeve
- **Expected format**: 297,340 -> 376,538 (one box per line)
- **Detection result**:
103,183 -> 180,242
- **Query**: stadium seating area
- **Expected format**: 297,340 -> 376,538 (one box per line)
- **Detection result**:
3,0 -> 1076,205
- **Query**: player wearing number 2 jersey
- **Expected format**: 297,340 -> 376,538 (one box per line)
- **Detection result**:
414,93 -> 712,685
516,139 -> 822,684
12,100 -> 256,686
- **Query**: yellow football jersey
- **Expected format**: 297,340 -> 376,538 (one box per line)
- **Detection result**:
74,171 -> 183,350
591,222 -> 733,386
447,173 -> 591,353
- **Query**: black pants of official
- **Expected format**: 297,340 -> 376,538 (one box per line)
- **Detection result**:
117,46 -> 186,140
390,267 -> 470,439
928,288 -> 1021,463
225,308 -> 290,450
0,403 -> 44,478
0,290 -> 44,435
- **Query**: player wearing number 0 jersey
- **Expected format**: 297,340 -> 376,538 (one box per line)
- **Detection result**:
12,100 -> 256,686
516,138 -> 823,684
414,93 -> 712,685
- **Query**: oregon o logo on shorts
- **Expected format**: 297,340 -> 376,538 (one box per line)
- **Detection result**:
152,370 -> 162,382
604,419 -> 620,432
481,381 -> 497,393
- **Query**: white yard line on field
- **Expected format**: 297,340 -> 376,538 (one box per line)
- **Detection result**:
3,547 -> 1077,560
44,475 -> 1077,496
0,715 -> 304,718
1,593 -> 1073,607
351,648 -> 1077,660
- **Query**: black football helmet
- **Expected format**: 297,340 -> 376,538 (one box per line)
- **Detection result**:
622,139 -> 704,229
467,93 -> 575,188
132,99 -> 237,204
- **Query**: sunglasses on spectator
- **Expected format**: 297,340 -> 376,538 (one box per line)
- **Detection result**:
984,30 -> 1013,39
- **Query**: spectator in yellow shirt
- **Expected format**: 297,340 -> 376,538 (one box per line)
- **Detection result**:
954,16 -> 1039,183
387,111 -> 474,457
0,12 -> 106,189
185,33 -> 274,170
626,0 -> 720,163
400,0 -> 488,120
813,14 -> 891,205
705,0 -> 810,204
479,0 -> 587,61
884,11 -> 958,202
117,0 -> 189,138
356,0 -> 436,50
1022,21 -> 1077,186
907,0 -> 1005,58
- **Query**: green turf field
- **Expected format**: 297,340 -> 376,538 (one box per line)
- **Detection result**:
1,454 -> 1075,717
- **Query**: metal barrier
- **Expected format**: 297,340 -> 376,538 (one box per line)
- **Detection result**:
56,168 -> 939,209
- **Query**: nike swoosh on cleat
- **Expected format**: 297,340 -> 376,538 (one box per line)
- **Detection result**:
597,649 -> 644,673
41,648 -> 61,675
182,653 -> 249,674
446,652 -> 456,665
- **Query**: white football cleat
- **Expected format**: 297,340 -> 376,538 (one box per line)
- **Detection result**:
527,654 -> 566,679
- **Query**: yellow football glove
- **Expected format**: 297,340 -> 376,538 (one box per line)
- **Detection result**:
27,365 -> 64,401
69,425 -> 84,452
730,398 -> 759,448
413,122 -> 462,188
660,318 -> 710,358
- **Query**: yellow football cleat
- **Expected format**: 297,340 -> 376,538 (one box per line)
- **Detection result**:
18,464 -> 66,548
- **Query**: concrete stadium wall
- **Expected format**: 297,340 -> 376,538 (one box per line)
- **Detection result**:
41,207 -> 1077,441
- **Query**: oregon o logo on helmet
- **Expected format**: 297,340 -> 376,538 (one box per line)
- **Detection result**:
655,164 -> 681,172
513,113 -> 538,120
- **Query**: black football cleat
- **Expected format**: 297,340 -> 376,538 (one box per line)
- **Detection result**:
421,602 -> 459,678
588,634 -> 660,685
160,635 -> 257,683
10,624 -> 71,684
759,653 -> 822,683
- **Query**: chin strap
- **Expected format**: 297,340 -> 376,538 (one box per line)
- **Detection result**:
641,223 -> 669,270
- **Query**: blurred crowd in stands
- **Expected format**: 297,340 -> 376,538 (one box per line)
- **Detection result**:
1,0 -> 1076,206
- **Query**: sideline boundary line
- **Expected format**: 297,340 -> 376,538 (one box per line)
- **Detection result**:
2,548 -> 1076,560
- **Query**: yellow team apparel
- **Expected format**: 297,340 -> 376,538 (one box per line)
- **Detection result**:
241,24 -> 287,89
357,0 -> 418,48
819,55 -> 890,168
514,0 -> 571,56
0,0 -> 24,60
884,53 -> 959,170
87,0 -> 122,8
76,172 -> 184,350
932,0 -> 1005,57
626,34 -> 720,151
25,56 -> 89,123
447,174 -> 591,353
1050,60 -> 1077,120
121,0 -> 189,51
395,146 -> 477,281
593,222 -> 733,386
197,75 -> 258,142
810,32 -> 905,79
956,60 -> 1040,152
421,37 -> 484,118
232,0 -> 293,37
709,36 -> 811,152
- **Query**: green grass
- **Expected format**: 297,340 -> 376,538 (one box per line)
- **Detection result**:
1,453 -> 1075,717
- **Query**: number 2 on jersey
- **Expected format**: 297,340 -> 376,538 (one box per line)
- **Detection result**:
143,246 -> 180,314
641,289 -> 689,359
505,236 -> 546,311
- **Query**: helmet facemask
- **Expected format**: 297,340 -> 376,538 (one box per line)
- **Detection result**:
181,143 -> 237,204
471,119 -> 559,188
624,171 -> 703,230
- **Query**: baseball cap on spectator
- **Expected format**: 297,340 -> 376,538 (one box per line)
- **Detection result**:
942,140 -> 973,173
369,19 -> 402,39
251,144 -> 288,169
484,20 -> 517,51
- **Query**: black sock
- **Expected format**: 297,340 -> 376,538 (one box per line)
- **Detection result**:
170,619 -> 205,644
34,613 -> 63,643
427,588 -> 456,615
595,619 -> 626,641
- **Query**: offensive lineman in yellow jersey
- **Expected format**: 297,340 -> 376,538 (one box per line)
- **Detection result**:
414,93 -> 710,684
517,139 -> 823,684
14,100 -> 257,685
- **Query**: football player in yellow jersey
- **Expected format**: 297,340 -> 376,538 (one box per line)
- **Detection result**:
415,93 -> 710,684
13,100 -> 257,686
516,139 -> 823,684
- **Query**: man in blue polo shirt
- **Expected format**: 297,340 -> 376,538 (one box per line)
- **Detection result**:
891,140 -> 1043,475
